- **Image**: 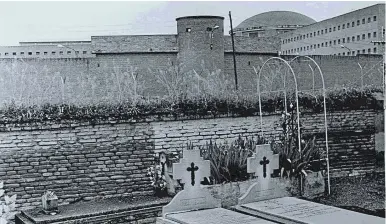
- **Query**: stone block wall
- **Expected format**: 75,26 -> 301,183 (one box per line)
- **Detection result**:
0,122 -> 155,211
0,109 -> 378,212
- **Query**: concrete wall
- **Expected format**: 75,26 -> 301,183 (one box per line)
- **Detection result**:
0,54 -> 382,106
0,108 -> 377,212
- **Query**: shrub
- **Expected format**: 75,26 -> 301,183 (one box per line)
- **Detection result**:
198,135 -> 267,184
0,181 -> 17,224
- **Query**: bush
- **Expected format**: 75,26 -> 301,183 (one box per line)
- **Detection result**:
197,135 -> 267,184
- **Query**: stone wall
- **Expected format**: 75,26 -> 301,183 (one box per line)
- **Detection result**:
0,109 -> 377,212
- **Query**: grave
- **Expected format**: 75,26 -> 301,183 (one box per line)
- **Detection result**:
235,144 -> 385,224
156,149 -> 277,224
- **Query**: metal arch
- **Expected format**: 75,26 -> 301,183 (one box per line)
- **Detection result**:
256,57 -> 302,156
289,55 -> 331,195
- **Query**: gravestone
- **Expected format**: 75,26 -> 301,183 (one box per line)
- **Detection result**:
239,144 -> 288,205
156,149 -> 277,224
236,144 -> 385,224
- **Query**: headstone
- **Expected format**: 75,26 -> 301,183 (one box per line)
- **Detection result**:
156,149 -> 277,224
239,144 -> 288,205
238,197 -> 385,224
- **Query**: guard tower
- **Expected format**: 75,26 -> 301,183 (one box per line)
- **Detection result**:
176,16 -> 225,75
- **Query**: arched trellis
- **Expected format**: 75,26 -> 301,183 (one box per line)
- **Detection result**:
255,56 -> 302,160
255,56 -> 331,195
289,55 -> 330,195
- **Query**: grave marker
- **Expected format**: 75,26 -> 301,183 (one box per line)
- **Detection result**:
157,149 -> 277,224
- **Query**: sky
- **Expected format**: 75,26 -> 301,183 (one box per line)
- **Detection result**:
0,1 -> 383,46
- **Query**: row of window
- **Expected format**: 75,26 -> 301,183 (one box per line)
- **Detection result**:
283,47 -> 377,55
283,32 -> 378,54
282,15 -> 377,44
0,51 -> 88,56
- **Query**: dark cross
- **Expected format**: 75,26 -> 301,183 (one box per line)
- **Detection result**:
186,162 -> 199,186
260,156 -> 270,178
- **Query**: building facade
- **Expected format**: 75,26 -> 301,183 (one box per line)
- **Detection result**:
0,41 -> 94,59
280,3 -> 385,56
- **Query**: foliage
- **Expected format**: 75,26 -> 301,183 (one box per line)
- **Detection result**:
0,181 -> 17,224
271,103 -> 324,178
197,135 -> 267,184
146,165 -> 167,193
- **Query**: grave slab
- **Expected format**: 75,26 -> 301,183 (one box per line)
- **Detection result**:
237,196 -> 385,224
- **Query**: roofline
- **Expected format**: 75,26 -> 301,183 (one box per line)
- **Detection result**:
176,16 -> 224,21
281,3 -> 384,36
19,41 -> 91,44
91,34 -> 177,38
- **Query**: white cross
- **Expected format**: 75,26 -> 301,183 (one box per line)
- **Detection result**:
173,149 -> 210,188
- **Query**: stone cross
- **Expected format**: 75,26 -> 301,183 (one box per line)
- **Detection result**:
247,144 -> 279,179
173,149 -> 210,189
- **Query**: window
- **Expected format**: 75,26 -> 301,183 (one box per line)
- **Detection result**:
342,38 -> 345,43
325,28 -> 327,33
12,52 -> 16,56
28,52 -> 32,55
52,51 -> 56,55
83,51 -> 87,54
321,43 -> 324,47
373,32 -> 377,38
373,16 -> 376,21
36,52 -> 40,55
325,42 -> 328,47
357,20 -> 360,26
329,28 -> 332,32
306,34 -> 309,38
303,35 -> 305,39
307,46 -> 309,50
334,40 -> 336,45
318,44 -> 320,48
20,52 -> 24,55
317,31 -> 320,35
374,47 -> 377,53
44,52 -> 47,55
338,25 -> 340,30
347,37 -> 350,43
333,27 -> 336,31
4,52 -> 8,56
362,34 -> 365,40
338,53 -> 341,56
362,49 -> 365,54
59,51 -> 63,55
314,32 -> 316,36
368,48 -> 371,54
329,41 -> 332,46
76,51 -> 79,54
352,36 -> 355,42
357,35 -> 360,41
348,52 -> 351,56
338,39 -> 341,44
362,18 -> 365,24
321,30 -> 323,35
368,17 -> 371,23
357,50 -> 360,54
368,33 -> 371,39
67,51 -> 71,54
314,44 -> 316,48
352,51 -> 355,55
310,45 -> 313,49
186,28 -> 191,32
347,23 -> 350,28
310,33 -> 313,37
352,21 -> 355,27
297,36 -> 299,40
343,52 -> 345,56
300,35 -> 302,40
343,24 -> 345,29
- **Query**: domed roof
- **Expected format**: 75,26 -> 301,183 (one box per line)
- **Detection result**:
235,11 -> 316,31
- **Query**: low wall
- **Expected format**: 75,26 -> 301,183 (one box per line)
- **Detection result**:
0,109 -> 377,211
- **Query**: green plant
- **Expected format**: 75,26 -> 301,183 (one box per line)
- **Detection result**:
271,103 -> 324,179
198,135 -> 267,184
0,181 -> 17,224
